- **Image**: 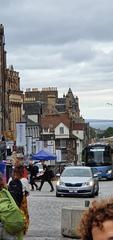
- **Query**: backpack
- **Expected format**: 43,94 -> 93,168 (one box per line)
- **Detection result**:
8,178 -> 23,207
0,188 -> 25,236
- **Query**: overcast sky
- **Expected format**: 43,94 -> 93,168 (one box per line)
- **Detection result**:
1,0 -> 113,120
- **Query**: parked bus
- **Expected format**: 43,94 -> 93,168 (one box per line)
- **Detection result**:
82,143 -> 113,180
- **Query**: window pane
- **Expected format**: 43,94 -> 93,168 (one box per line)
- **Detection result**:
60,127 -> 64,134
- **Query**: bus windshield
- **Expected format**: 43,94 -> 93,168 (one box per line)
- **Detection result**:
83,144 -> 112,166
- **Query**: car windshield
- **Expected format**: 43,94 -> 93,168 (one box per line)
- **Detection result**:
61,168 -> 92,177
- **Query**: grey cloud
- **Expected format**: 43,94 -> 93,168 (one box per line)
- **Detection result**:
1,0 -> 113,48
0,0 -> 113,119
7,41 -> 96,70
58,41 -> 94,63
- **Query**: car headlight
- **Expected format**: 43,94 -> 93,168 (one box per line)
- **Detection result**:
89,180 -> 94,186
82,182 -> 90,186
83,180 -> 94,187
56,180 -> 65,186
107,169 -> 112,174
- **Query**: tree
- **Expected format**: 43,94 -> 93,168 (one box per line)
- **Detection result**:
97,127 -> 113,138
104,127 -> 113,138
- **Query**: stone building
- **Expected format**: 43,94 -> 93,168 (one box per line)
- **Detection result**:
5,65 -> 23,139
24,87 -> 58,105
41,112 -> 77,163
0,24 -> 23,140
23,87 -> 89,164
24,87 -> 81,118
40,90 -> 86,164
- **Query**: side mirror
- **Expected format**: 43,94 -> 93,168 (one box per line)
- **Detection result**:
93,173 -> 98,178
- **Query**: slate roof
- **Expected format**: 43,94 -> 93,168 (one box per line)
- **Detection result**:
23,102 -> 41,115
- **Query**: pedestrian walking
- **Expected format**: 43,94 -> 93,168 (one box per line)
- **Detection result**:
17,166 -> 30,235
8,166 -> 30,236
38,162 -> 54,192
77,196 -> 113,240
0,173 -> 24,240
28,160 -> 39,190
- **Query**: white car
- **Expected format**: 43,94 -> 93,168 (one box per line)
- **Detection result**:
33,162 -> 43,174
56,166 -> 99,197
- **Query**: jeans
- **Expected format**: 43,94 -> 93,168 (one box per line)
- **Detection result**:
0,222 -> 16,240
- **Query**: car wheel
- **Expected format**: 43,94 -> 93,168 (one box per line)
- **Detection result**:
95,185 -> 99,196
90,184 -> 99,197
89,186 -> 95,197
56,192 -> 61,197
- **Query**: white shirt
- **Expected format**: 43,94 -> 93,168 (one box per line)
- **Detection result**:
21,177 -> 30,194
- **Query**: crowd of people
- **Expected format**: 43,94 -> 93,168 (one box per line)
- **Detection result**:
0,155 -> 55,239
28,160 -> 54,192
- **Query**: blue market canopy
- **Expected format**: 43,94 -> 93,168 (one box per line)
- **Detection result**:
32,149 -> 57,161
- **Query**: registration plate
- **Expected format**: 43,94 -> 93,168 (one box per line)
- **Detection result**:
69,188 -> 78,193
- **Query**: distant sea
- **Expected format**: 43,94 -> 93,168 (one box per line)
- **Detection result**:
85,119 -> 113,130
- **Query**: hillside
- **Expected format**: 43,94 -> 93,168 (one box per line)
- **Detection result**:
85,119 -> 113,130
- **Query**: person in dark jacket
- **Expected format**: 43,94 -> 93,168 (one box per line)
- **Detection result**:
28,161 -> 39,190
38,162 -> 54,192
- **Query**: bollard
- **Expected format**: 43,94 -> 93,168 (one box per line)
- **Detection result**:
85,200 -> 90,207
61,206 -> 87,238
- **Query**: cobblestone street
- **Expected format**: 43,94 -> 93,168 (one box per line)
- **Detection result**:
24,181 -> 83,240
24,180 -> 113,240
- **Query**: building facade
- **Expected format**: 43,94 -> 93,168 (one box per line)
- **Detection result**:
5,65 -> 23,139
23,87 -> 89,164
0,24 -> 7,133
0,24 -> 23,140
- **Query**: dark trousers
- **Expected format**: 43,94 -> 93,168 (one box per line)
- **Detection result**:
39,178 -> 54,191
30,176 -> 38,190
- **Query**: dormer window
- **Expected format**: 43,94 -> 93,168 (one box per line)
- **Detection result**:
60,127 -> 64,134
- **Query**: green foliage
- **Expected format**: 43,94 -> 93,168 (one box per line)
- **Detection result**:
98,127 -> 113,138
104,127 -> 113,137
